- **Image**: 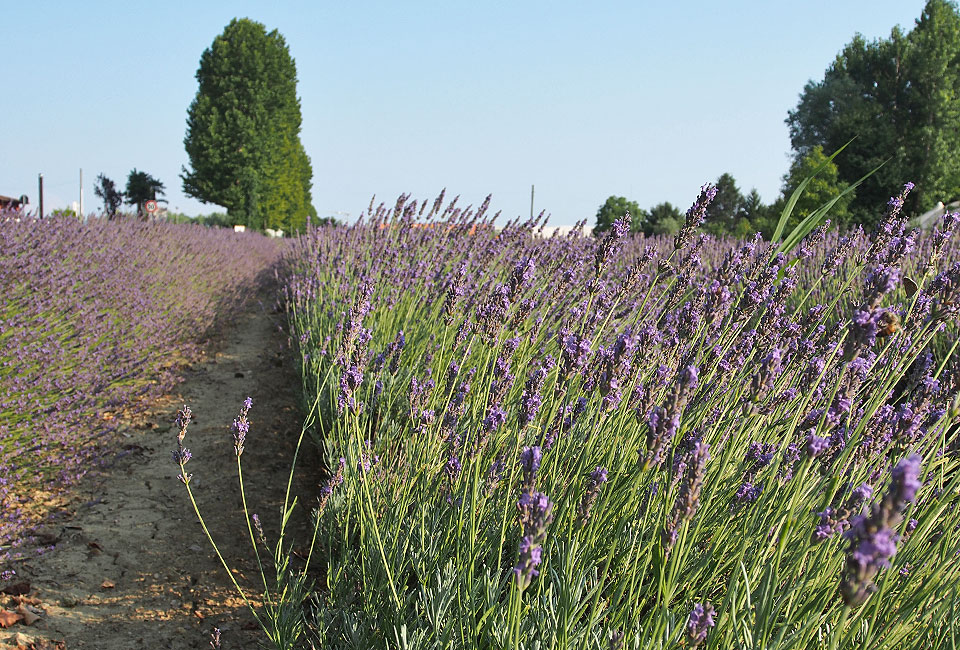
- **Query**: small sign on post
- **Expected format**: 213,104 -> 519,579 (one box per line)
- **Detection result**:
144,200 -> 159,214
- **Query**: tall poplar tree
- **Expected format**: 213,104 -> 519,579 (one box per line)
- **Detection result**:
182,18 -> 314,231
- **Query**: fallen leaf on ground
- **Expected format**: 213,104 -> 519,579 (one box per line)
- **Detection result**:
0,608 -> 22,627
100,580 -> 115,589
1,581 -> 30,595
16,603 -> 41,625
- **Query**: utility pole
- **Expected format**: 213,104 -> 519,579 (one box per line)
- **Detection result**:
38,173 -> 44,218
79,168 -> 84,221
530,184 -> 535,219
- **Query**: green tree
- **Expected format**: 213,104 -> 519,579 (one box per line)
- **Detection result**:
182,18 -> 314,232
737,189 -> 766,236
787,0 -> 960,224
766,146 -> 854,237
646,202 -> 683,236
93,173 -> 124,218
125,169 -> 166,217
704,173 -> 745,235
593,196 -> 647,236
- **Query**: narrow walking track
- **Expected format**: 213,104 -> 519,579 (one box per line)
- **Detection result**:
4,297 -> 311,649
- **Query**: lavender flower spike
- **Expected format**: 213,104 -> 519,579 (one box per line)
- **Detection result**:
840,454 -> 922,606
232,397 -> 253,457
578,466 -> 609,524
172,405 -> 194,484
686,602 -> 716,646
675,183 -> 718,251
515,490 -> 554,589
520,446 -> 543,483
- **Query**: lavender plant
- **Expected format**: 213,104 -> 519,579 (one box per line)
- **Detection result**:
173,399 -> 317,650
0,212 -> 280,559
280,186 -> 960,648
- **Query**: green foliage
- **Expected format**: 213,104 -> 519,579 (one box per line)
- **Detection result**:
93,173 -> 124,217
787,0 -> 960,224
163,211 -> 192,225
594,196 -> 687,237
647,201 -> 683,235
737,188 -> 767,237
703,173 -> 745,235
766,146 -> 855,237
314,215 -> 343,228
278,192 -> 960,648
593,195 -> 646,235
182,18 -> 314,233
125,169 -> 166,216
195,211 -> 233,228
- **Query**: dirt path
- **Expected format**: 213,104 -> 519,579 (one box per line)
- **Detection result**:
3,297 -> 312,649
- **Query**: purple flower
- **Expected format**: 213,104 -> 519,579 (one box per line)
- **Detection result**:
734,481 -> 763,506
841,455 -> 922,606
675,184 -> 718,251
171,405 -> 195,483
890,454 -> 922,506
520,446 -> 543,481
251,513 -> 267,546
482,404 -> 507,433
445,455 -> 462,481
171,446 -> 192,465
686,602 -> 716,646
805,432 -> 830,458
515,490 -> 554,589
318,457 -> 346,510
663,442 -> 710,553
518,364 -> 549,427
232,411 -> 250,457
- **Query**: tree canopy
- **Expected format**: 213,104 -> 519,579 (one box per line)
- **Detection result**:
182,18 -> 315,232
646,202 -> 683,236
593,196 -> 688,237
787,0 -> 960,224
703,173 -> 745,236
125,169 -> 166,217
593,196 -> 646,236
766,146 -> 854,237
94,174 -> 124,218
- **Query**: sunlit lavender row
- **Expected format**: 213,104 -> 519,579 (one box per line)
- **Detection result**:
279,185 -> 960,649
0,213 -> 280,556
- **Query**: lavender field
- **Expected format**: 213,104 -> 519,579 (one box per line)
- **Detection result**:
267,185 -> 960,649
0,213 -> 280,557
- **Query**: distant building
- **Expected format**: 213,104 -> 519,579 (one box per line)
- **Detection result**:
537,225 -> 589,238
918,199 -> 960,228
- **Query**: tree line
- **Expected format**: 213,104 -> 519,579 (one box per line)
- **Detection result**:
93,169 -> 166,219
597,0 -> 960,237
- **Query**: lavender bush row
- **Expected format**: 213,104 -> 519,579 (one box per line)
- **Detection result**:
0,213 -> 280,555
280,186 -> 960,649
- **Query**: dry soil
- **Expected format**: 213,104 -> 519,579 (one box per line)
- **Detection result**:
3,297 -> 314,649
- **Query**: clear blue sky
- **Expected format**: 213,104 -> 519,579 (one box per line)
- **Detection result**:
1,1 -> 929,225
